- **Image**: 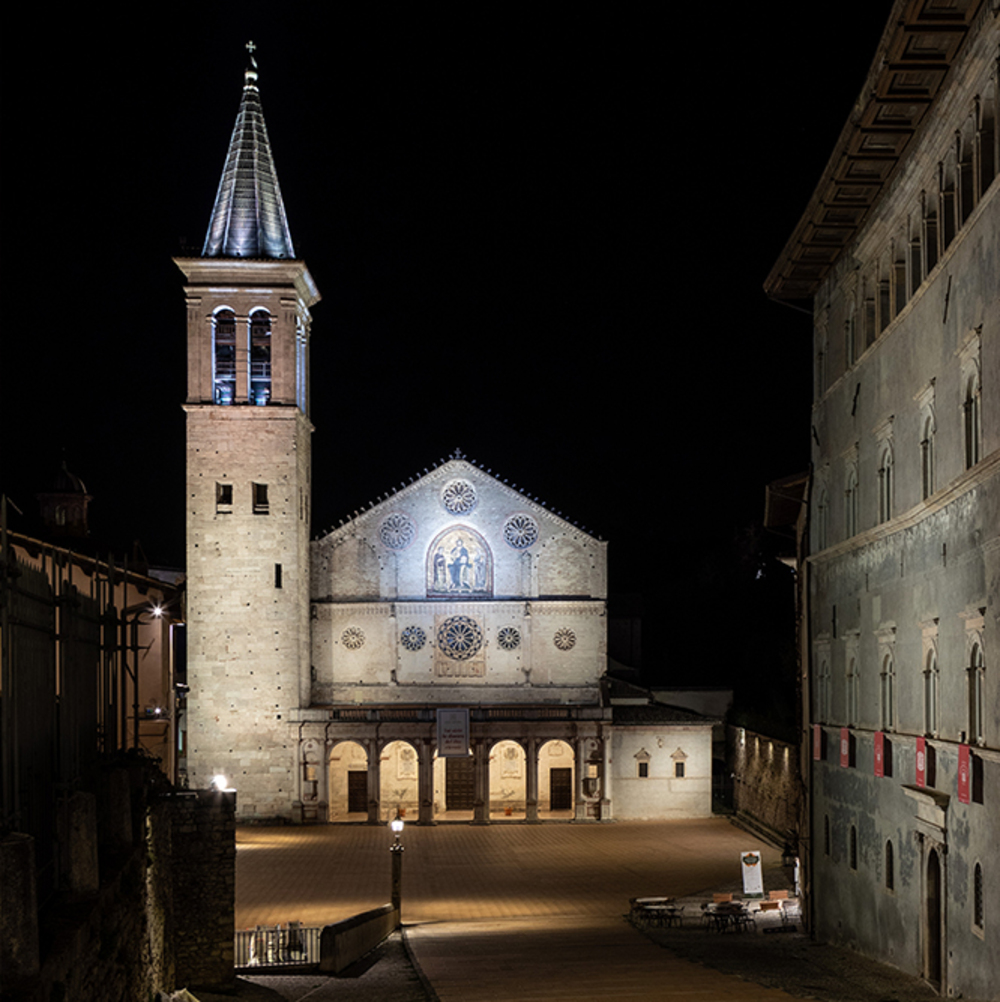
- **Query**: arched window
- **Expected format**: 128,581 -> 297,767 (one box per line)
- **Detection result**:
213,308 -> 237,404
845,467 -> 859,537
878,445 -> 893,523
885,840 -> 895,890
958,116 -> 976,226
880,653 -> 896,731
964,372 -> 981,469
845,296 -> 857,367
939,154 -> 957,252
249,309 -> 272,405
921,414 -> 935,499
817,488 -> 829,551
921,190 -> 938,276
969,642 -> 985,746
976,83 -> 997,198
846,657 -> 860,727
974,862 -> 984,930
924,648 -> 939,737
818,659 -> 832,723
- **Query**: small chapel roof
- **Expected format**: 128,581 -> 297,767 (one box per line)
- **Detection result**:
202,43 -> 295,260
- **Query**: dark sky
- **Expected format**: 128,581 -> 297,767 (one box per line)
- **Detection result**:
2,5 -> 894,680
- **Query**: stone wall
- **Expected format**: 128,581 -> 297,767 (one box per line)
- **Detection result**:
729,726 -> 800,844
1,769 -> 235,1001
150,788 -> 236,990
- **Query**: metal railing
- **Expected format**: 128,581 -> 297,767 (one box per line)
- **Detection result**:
234,923 -> 322,969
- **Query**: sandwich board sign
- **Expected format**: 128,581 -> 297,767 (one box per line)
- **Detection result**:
741,851 -> 764,898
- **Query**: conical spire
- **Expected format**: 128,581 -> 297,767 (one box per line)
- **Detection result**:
202,42 -> 295,259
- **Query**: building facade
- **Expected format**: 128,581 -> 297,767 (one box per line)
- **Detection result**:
766,3 -> 998,997
180,52 -> 713,826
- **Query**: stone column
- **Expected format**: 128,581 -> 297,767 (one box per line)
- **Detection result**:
472,738 -> 490,824
0,833 -> 39,991
601,733 -> 613,821
367,738 -> 381,825
418,738 -> 436,825
235,313 -> 249,401
574,739 -> 588,821
317,741 -> 330,823
58,791 -> 99,896
525,735 -> 540,822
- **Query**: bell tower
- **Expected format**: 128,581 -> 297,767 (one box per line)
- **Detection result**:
176,45 -> 319,818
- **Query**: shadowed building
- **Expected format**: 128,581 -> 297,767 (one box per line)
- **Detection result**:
179,48 -> 714,827
766,3 -> 998,997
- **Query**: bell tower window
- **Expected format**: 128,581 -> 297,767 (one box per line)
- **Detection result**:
250,309 -> 272,405
213,309 -> 237,404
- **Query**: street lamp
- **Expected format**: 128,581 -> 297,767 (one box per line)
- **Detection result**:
390,811 -> 405,922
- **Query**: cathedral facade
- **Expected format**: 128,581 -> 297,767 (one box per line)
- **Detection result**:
767,3 -> 998,997
179,52 -> 712,826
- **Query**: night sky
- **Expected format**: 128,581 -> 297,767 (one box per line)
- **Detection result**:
2,5 -> 894,689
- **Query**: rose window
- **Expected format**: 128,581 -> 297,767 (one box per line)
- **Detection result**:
401,626 -> 426,651
441,479 -> 477,514
503,513 -> 538,550
341,626 -> 365,650
553,627 -> 576,651
497,626 -> 521,651
437,616 -> 484,661
379,512 -> 415,550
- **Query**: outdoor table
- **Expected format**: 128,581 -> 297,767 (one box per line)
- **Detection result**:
708,903 -> 752,933
639,903 -> 684,927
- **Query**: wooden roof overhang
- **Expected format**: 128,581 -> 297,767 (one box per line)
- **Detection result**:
764,0 -> 985,304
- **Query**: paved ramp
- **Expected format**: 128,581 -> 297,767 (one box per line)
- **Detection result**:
236,819 -> 797,1000
406,914 -> 797,1001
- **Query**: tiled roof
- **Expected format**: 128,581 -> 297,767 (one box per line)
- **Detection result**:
202,54 -> 295,260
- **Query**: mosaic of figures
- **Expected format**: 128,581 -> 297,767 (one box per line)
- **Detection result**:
427,525 -> 492,597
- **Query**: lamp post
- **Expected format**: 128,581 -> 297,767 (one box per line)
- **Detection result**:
390,811 -> 405,923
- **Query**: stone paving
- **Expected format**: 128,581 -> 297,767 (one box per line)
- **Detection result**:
181,819 -> 978,1002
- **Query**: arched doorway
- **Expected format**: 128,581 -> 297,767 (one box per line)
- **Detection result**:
489,740 -> 526,819
925,847 -> 942,988
539,739 -> 574,818
327,740 -> 368,821
380,740 -> 420,821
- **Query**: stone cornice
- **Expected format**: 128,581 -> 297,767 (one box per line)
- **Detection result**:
808,449 -> 1000,564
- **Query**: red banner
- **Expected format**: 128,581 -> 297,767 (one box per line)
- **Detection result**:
874,732 -> 884,777
958,744 -> 970,804
840,727 -> 850,768
813,724 -> 822,761
916,737 -> 926,788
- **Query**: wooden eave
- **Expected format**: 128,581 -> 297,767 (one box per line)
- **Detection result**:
764,0 -> 985,304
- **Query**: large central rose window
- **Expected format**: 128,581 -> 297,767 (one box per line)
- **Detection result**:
437,616 -> 484,661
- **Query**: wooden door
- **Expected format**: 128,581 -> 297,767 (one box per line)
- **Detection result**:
550,767 -> 572,810
347,771 -> 368,813
446,756 -> 475,810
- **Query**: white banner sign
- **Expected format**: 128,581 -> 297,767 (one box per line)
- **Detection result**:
437,708 -> 470,757
741,850 -> 764,897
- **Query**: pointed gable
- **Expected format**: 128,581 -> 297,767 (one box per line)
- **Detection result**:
202,48 -> 295,260
311,454 -> 606,603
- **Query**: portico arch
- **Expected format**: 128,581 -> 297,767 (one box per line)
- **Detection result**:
489,739 -> 526,818
326,740 -> 369,821
380,740 -> 420,821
